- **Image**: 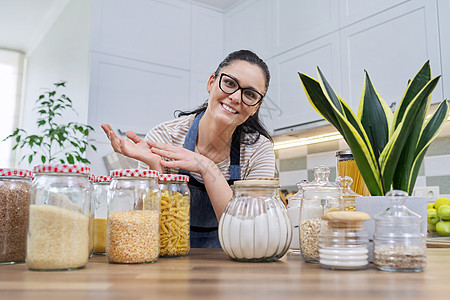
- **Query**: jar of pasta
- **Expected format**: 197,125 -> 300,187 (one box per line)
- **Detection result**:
107,169 -> 160,264
336,150 -> 370,196
0,168 -> 32,265
27,164 -> 91,271
158,174 -> 190,257
92,175 -> 111,255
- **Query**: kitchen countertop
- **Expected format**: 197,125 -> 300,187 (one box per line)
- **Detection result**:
0,248 -> 449,299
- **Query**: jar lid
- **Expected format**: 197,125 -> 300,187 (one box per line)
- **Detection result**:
0,168 -> 32,177
88,173 -> 95,181
94,175 -> 112,183
234,178 -> 279,187
33,164 -> 91,175
336,150 -> 353,157
158,174 -> 189,182
110,169 -> 159,178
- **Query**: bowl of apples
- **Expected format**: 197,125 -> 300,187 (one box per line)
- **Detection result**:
427,197 -> 450,237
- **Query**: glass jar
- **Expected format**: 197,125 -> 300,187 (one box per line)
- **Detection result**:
300,165 -> 343,263
287,180 -> 307,254
92,175 -> 111,255
107,169 -> 160,264
0,169 -> 32,264
336,150 -> 370,196
373,190 -> 426,272
319,211 -> 370,270
27,164 -> 91,271
336,176 -> 361,211
159,174 -> 190,257
218,179 -> 292,262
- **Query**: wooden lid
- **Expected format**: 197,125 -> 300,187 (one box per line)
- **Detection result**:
322,211 -> 370,229
233,178 -> 279,186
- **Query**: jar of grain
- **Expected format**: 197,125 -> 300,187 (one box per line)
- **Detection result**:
27,164 -> 91,271
319,211 -> 370,270
299,166 -> 343,263
107,169 -> 160,264
92,175 -> 111,255
373,190 -> 426,272
158,174 -> 190,257
218,179 -> 292,262
0,168 -> 32,265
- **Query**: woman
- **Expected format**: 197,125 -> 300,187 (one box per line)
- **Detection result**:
102,50 -> 276,248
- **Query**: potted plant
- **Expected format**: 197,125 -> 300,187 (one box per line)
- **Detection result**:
298,61 -> 448,197
3,81 -> 97,165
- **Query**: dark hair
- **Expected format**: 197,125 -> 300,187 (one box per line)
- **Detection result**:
176,50 -> 272,144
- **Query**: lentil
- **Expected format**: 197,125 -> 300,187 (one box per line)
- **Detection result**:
93,218 -> 107,254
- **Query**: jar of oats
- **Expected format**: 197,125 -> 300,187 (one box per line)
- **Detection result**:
92,175 -> 111,255
0,168 -> 32,265
27,164 -> 91,271
158,174 -> 190,257
300,166 -> 343,263
107,169 -> 160,264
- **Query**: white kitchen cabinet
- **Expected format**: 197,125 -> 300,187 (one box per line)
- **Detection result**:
339,0 -> 442,111
270,33 -> 342,131
437,0 -> 450,101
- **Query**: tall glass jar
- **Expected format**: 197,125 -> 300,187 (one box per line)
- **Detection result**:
107,169 -> 160,264
287,180 -> 307,254
218,179 -> 292,262
300,166 -> 343,263
0,169 -> 32,265
373,190 -> 426,272
319,211 -> 370,270
159,174 -> 190,257
27,164 -> 91,271
336,150 -> 370,196
92,175 -> 111,255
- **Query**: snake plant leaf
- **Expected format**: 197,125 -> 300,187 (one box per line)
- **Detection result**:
392,61 -> 431,134
379,76 -> 440,191
406,100 -> 449,194
357,71 -> 393,157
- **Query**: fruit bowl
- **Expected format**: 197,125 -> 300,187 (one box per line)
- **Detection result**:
427,198 -> 450,237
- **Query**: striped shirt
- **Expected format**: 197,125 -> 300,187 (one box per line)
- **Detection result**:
138,114 -> 275,183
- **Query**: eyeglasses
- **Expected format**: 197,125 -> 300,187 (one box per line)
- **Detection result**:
218,73 -> 264,106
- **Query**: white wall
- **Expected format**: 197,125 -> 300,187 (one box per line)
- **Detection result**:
18,0 -> 92,169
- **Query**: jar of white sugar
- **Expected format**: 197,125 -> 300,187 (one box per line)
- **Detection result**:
218,179 -> 292,262
107,169 -> 160,264
27,164 -> 92,271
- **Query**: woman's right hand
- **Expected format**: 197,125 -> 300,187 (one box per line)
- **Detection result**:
101,124 -> 163,173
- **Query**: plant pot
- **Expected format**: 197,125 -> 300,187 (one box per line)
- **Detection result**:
355,196 -> 427,262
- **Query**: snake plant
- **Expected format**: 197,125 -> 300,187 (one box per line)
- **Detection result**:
298,61 -> 449,196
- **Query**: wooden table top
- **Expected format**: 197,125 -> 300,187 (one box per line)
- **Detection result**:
1,248 -> 450,300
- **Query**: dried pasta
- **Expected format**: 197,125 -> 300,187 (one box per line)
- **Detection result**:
337,159 -> 370,197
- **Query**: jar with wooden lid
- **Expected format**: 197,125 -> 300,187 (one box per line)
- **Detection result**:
158,174 -> 190,257
27,164 -> 91,271
107,169 -> 160,264
319,211 -> 370,270
0,168 -> 32,265
218,178 -> 292,262
92,175 -> 111,255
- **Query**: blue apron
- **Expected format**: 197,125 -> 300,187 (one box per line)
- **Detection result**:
179,111 -> 241,248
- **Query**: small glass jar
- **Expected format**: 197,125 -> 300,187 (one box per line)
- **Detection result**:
218,179 -> 292,262
319,211 -> 370,270
300,166 -> 343,263
27,164 -> 91,271
92,175 -> 111,255
373,190 -> 426,272
107,169 -> 160,264
336,150 -> 370,196
287,180 -> 307,254
336,176 -> 361,211
0,169 -> 32,265
159,174 -> 190,257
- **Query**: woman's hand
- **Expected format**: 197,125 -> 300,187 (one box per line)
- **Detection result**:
101,124 -> 163,173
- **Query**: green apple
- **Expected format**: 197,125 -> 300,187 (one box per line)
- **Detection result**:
427,203 -> 435,209
437,204 -> 450,220
436,221 -> 450,236
427,208 -> 440,224
428,222 -> 437,232
434,197 -> 450,211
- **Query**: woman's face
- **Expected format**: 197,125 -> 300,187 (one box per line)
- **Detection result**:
206,60 -> 266,129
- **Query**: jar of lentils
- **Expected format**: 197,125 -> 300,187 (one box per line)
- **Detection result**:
0,168 -> 32,264
92,175 -> 111,255
159,174 -> 190,257
107,169 -> 160,264
27,164 -> 91,271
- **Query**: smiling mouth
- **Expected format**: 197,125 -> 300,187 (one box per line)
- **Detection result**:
221,103 -> 238,114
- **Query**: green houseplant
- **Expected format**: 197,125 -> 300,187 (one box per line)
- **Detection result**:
3,81 -> 97,165
298,61 -> 449,196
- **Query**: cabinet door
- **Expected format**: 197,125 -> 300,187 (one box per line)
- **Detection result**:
438,0 -> 450,101
340,0 -> 442,111
271,33 -> 341,131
